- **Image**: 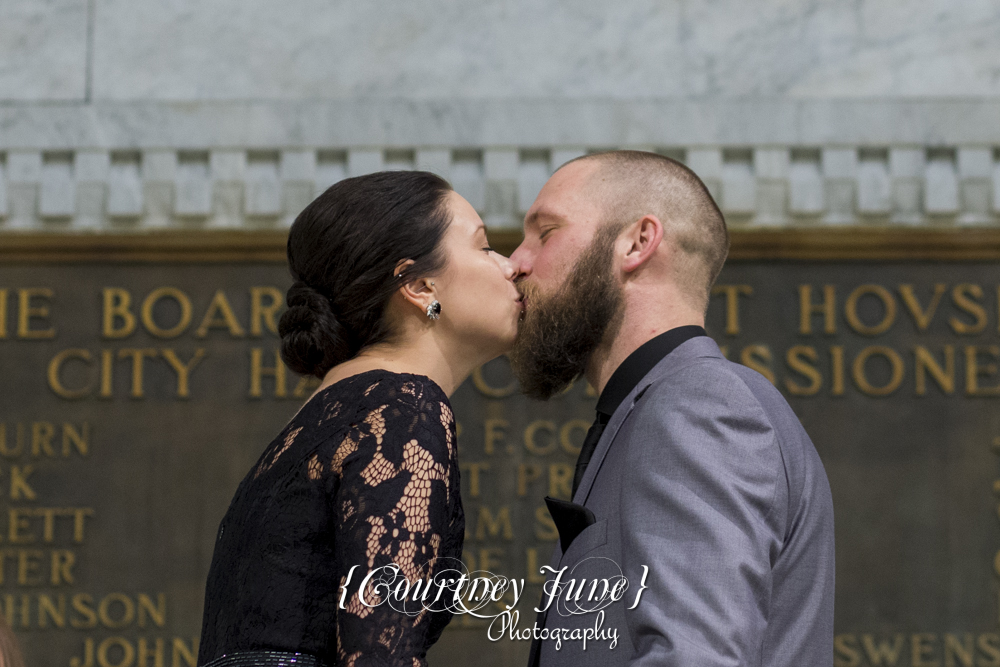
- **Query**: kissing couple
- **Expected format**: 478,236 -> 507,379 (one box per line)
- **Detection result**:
196,150 -> 835,667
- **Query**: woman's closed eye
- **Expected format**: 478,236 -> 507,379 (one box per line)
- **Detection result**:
482,246 -> 495,253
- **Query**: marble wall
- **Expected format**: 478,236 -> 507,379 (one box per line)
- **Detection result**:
5,0 -> 1000,102
1,0 -> 999,230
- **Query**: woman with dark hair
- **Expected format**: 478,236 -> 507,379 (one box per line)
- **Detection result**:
197,171 -> 521,667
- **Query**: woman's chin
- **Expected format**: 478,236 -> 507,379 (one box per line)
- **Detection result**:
488,324 -> 519,359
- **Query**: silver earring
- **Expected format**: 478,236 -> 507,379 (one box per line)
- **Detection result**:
426,300 -> 441,320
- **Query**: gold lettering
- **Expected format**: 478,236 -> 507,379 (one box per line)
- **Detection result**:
712,284 -> 753,335
17,548 -> 43,585
251,287 -> 283,336
38,593 -> 66,628
950,284 -> 987,335
978,634 -> 1000,667
899,284 -> 947,331
861,633 -> 905,666
845,284 -> 897,336
799,284 -> 836,335
119,348 -> 158,399
172,637 -> 198,667
71,593 -> 98,628
249,348 -> 287,398
48,349 -> 93,399
70,637 -> 94,667
548,464 -> 573,499
830,345 -> 845,396
160,348 -> 206,398
63,423 -> 90,457
471,364 -> 517,398
852,346 -> 905,397
138,593 -> 167,627
10,464 -> 36,500
740,345 -> 775,385
517,464 -> 542,496
139,638 -> 165,667
37,507 -> 59,541
8,509 -> 34,543
834,634 -> 861,667
914,346 -> 955,395
141,287 -> 192,338
51,549 -> 75,585
483,418 -> 508,455
2,593 -> 30,628
784,345 -> 821,396
911,633 -> 939,667
965,346 -> 1000,396
72,507 -> 94,542
292,374 -> 320,398
98,637 -> 134,667
943,633 -> 974,667
475,506 -> 513,540
478,548 -> 503,571
195,290 -> 246,338
100,349 -> 113,398
17,287 -> 56,339
524,420 -> 557,455
99,593 -> 135,628
102,288 -> 136,339
31,421 -> 55,456
559,420 -> 589,455
534,505 -> 558,541
460,462 -> 490,498
0,288 -> 7,338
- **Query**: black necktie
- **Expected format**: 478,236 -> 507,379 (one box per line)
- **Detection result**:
571,412 -> 609,497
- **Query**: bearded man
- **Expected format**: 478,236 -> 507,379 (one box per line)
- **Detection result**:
509,150 -> 835,667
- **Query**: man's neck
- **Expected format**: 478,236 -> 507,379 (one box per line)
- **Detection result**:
585,308 -> 704,395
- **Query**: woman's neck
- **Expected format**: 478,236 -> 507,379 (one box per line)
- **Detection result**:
316,333 -> 475,398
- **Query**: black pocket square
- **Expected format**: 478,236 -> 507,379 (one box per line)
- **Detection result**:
544,496 -> 597,553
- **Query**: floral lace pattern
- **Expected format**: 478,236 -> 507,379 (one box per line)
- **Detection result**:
198,370 -> 464,667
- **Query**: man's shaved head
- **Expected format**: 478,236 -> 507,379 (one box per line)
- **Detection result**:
563,150 -> 729,313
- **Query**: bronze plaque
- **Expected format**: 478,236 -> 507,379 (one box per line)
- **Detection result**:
1,230 -> 999,667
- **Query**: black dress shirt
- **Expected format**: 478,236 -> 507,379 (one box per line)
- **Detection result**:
571,324 -> 708,496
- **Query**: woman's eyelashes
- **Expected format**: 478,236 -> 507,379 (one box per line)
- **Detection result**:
482,246 -> 495,253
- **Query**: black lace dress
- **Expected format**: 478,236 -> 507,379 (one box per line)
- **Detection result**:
197,370 -> 465,667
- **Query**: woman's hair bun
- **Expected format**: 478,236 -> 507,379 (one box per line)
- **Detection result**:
278,281 -> 353,378
281,170 -> 453,379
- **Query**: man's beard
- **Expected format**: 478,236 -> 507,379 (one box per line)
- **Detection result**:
509,224 -> 625,400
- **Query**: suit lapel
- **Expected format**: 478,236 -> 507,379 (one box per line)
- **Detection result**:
572,335 -> 724,506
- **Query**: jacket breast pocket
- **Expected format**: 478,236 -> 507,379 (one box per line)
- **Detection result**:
558,519 -> 607,566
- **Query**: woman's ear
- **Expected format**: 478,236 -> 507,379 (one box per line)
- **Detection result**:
393,259 -> 436,313
621,214 -> 664,273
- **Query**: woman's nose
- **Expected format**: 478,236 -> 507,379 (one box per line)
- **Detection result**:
496,254 -> 516,280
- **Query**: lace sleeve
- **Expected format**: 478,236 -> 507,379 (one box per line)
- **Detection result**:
331,379 -> 460,667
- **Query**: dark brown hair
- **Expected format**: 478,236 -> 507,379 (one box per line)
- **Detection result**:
278,170 -> 453,378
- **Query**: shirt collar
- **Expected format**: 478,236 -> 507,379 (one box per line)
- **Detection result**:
594,325 -> 708,420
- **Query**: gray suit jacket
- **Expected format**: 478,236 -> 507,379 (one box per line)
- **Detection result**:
528,335 -> 835,667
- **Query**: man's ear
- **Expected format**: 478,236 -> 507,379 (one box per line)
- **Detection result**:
621,215 -> 664,273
